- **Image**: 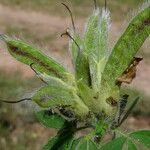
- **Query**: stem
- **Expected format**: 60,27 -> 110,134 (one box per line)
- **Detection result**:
118,97 -> 139,126
0,98 -> 31,104
112,132 -> 116,140
75,125 -> 92,132
61,3 -> 76,31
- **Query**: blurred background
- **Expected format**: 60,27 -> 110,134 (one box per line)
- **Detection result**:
0,0 -> 149,149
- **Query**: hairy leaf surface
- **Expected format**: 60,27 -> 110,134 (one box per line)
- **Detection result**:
101,4 -> 150,91
84,9 -> 110,90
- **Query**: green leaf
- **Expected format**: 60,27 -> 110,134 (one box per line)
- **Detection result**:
127,141 -> 137,150
42,136 -> 58,150
101,4 -> 150,91
130,130 -> 150,149
99,137 -> 126,150
71,137 -> 98,150
101,130 -> 150,150
119,97 -> 139,126
43,121 -> 76,150
36,110 -> 66,129
0,35 -> 70,82
43,136 -> 74,150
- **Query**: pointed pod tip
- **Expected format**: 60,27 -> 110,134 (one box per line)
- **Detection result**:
0,34 -> 10,41
0,34 -> 6,40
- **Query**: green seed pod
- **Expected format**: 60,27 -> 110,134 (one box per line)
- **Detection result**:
0,35 -> 71,82
32,86 -> 75,107
32,86 -> 89,117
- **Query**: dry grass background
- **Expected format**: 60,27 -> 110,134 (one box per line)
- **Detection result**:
0,0 -> 149,149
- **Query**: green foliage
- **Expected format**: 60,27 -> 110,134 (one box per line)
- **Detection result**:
42,133 -> 73,150
36,110 -> 66,129
43,121 -> 76,150
71,137 -> 98,150
99,137 -> 126,150
100,130 -> 150,150
44,136 -> 98,150
130,130 -> 150,148
127,141 -> 137,150
0,0 -> 150,150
